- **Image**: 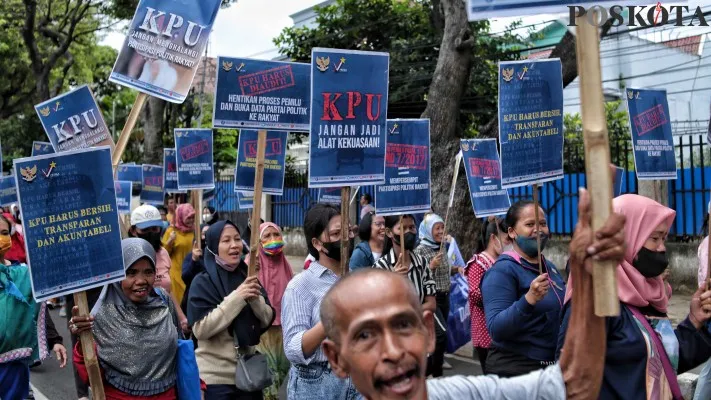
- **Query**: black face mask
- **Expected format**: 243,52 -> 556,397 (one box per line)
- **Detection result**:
633,247 -> 669,278
393,232 -> 418,251
138,231 -> 162,251
320,239 -> 355,262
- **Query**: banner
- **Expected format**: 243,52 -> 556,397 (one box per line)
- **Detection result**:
318,187 -> 342,205
447,238 -> 466,269
461,139 -> 511,217
34,85 -> 114,153
499,59 -> 564,189
117,164 -> 143,193
375,119 -> 431,216
175,129 -> 215,190
237,191 -> 254,210
141,164 -> 164,205
613,166 -> 625,198
234,130 -> 288,195
0,176 -> 17,206
115,181 -> 133,215
32,141 -> 55,157
109,0 -> 222,103
626,88 -> 677,180
13,147 -> 124,301
308,48 -> 389,187
466,0 -> 653,20
213,58 -> 310,131
163,148 -> 185,194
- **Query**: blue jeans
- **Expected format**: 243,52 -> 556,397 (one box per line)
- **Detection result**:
287,362 -> 361,400
694,360 -> 711,400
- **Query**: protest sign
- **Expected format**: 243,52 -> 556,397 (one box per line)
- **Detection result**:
34,85 -> 114,153
626,88 -> 677,180
13,146 -> 124,301
0,176 -> 17,206
141,164 -> 164,205
466,0 -> 654,19
32,141 -> 55,157
375,119 -> 431,216
498,59 -> 564,189
115,181 -> 133,215
613,166 -> 625,198
175,129 -> 215,190
461,139 -> 511,217
234,130 -> 288,195
117,164 -> 143,193
214,58 -> 310,131
318,187 -> 342,205
0,141 -> 2,175
309,48 -> 389,187
237,191 -> 254,210
163,148 -> 185,194
109,0 -> 222,103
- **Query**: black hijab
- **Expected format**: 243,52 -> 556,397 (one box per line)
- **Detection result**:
187,220 -> 273,347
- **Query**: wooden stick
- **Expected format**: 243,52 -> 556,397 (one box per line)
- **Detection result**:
533,184 -> 543,274
576,13 -> 620,317
247,130 -> 267,277
192,190 -> 202,248
340,186 -> 351,276
112,93 -> 147,168
398,214 -> 409,269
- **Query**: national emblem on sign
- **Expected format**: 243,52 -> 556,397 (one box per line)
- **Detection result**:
222,60 -> 233,72
20,165 -> 37,182
628,90 -> 634,99
35,144 -> 41,150
316,56 -> 330,72
461,142 -> 470,152
38,106 -> 50,117
501,67 -> 514,82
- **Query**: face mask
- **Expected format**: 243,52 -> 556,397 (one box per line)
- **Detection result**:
321,240 -> 342,261
393,232 -> 418,251
514,231 -> 549,259
633,247 -> 669,278
138,231 -> 162,251
208,248 -> 238,272
202,213 -> 213,223
262,240 -> 285,257
0,235 -> 11,256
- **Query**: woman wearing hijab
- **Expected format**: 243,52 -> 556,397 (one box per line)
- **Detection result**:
202,207 -> 218,226
349,211 -> 385,271
70,238 -> 199,399
2,213 -> 26,264
558,193 -> 711,399
188,221 -> 274,399
162,203 -> 196,305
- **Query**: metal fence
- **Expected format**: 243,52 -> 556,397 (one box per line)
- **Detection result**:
209,134 -> 711,239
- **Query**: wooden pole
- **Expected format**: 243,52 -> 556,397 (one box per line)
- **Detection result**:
398,214 -> 409,269
340,186 -> 351,276
576,13 -> 620,317
192,190 -> 202,248
532,184 -> 543,274
247,130 -> 267,277
112,93 -> 147,168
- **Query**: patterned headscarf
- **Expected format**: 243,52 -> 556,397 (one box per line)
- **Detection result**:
174,204 -> 195,233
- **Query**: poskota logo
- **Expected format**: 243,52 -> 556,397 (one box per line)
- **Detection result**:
568,3 -> 709,27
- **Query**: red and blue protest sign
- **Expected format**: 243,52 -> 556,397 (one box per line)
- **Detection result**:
308,48 -> 389,188
0,175 -> 17,206
110,0 -> 222,103
498,59 -> 564,189
626,88 -> 677,180
32,141 -> 55,157
34,85 -> 114,153
375,119 -> 431,216
141,164 -> 164,205
213,58 -> 310,131
13,146 -> 124,301
163,148 -> 185,194
175,129 -> 215,190
117,164 -> 143,193
318,187 -> 342,205
234,130 -> 288,195
461,139 -> 511,217
115,181 -> 133,215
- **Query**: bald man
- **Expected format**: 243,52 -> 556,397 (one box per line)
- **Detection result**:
320,188 -> 625,400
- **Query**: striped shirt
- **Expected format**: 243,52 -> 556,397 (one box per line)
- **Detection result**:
466,252 -> 496,348
281,261 -> 339,365
374,249 -> 436,304
415,244 -> 451,292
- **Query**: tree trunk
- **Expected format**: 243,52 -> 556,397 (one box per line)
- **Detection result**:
141,96 -> 166,165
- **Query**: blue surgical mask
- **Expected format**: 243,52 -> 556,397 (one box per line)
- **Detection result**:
515,231 -> 549,259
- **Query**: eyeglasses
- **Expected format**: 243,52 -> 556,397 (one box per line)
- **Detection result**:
373,222 -> 385,228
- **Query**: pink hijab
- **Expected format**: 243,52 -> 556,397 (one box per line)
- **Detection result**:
564,194 -> 675,313
174,204 -> 195,233
251,222 -> 293,326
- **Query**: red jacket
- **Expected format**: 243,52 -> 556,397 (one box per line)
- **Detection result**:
6,233 -> 26,264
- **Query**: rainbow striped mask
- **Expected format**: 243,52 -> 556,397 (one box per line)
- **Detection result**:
262,240 -> 285,256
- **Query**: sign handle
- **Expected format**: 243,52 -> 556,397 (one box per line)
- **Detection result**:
112,93 -> 147,167
340,187 -> 351,276
576,13 -> 620,317
247,130 -> 267,277
532,184 -> 543,274
193,190 -> 203,248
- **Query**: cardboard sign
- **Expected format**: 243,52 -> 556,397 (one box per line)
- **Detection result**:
0,175 -> 17,206
115,181 -> 133,215
318,187 -> 342,205
163,148 -> 185,194
213,58 -> 310,131
32,141 -> 55,157
141,164 -> 164,205
117,164 -> 143,193
461,139 -> 511,217
308,48 -> 389,187
234,130 -> 288,195
13,147 -> 124,301
237,191 -> 254,210
175,129 -> 215,190
613,166 -> 625,198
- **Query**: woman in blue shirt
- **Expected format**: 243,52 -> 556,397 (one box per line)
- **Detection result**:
349,211 -> 385,271
481,200 -> 566,377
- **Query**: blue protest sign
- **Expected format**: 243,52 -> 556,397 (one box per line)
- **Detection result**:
626,88 -> 677,180
175,129 -> 215,190
309,48 -> 389,188
213,58 -> 310,131
0,141 -> 3,175
234,130 -> 288,195
110,0 -> 222,103
466,0 -> 649,19
461,139 -> 511,217
375,120 -> 431,216
0,176 -> 17,206
141,164 -> 164,205
117,164 -> 143,193
115,181 -> 133,215
318,187 -> 342,205
34,85 -> 113,153
163,148 -> 185,194
13,147 -> 124,301
32,141 -> 55,157
237,191 -> 254,210
498,59 -> 564,189
613,166 -> 625,198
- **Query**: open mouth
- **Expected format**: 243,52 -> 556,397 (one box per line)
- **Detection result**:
376,367 -> 418,396
133,287 -> 148,297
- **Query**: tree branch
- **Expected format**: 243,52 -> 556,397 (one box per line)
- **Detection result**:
51,51 -> 74,97
21,0 -> 41,74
